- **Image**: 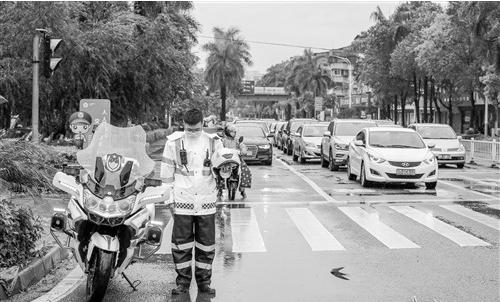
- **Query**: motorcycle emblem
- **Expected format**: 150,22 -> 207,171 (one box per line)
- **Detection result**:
401,162 -> 410,167
105,153 -> 123,172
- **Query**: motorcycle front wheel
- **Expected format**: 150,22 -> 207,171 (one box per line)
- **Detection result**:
227,180 -> 237,201
86,248 -> 115,302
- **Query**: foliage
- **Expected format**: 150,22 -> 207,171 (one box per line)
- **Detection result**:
203,27 -> 252,121
258,60 -> 290,87
0,199 -> 43,268
0,2 -> 198,135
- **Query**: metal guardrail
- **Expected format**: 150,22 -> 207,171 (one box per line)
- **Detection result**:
460,139 -> 500,167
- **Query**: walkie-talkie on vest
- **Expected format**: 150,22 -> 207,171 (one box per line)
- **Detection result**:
203,149 -> 211,167
180,141 -> 189,172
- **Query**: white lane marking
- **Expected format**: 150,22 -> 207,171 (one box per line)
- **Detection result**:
483,178 -> 500,184
156,218 -> 174,254
230,208 -> 266,252
460,176 -> 500,188
488,204 -> 500,210
286,208 -> 345,251
390,206 -> 490,247
32,266 -> 84,302
338,207 -> 420,249
275,157 -> 337,203
216,198 -> 495,206
260,188 -> 306,193
439,180 -> 498,200
440,205 -> 500,231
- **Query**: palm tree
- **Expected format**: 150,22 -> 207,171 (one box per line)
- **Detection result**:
203,27 -> 252,121
286,49 -> 332,116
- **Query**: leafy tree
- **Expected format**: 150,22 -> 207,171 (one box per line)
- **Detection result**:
258,60 -> 290,87
203,27 -> 252,121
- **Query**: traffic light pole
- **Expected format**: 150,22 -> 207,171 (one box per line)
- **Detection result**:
32,29 -> 45,142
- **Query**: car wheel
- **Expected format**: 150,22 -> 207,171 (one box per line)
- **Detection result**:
282,143 -> 287,154
264,159 -> 272,166
299,149 -> 306,164
425,181 -> 437,189
320,148 -> 328,168
360,163 -> 372,187
457,163 -> 465,169
347,160 -> 356,181
292,148 -> 298,161
287,143 -> 293,155
328,149 -> 339,171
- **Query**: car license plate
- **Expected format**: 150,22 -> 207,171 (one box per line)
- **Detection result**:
246,151 -> 255,156
396,169 -> 415,175
440,154 -> 451,159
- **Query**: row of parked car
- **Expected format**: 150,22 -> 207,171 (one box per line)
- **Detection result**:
268,118 -> 467,189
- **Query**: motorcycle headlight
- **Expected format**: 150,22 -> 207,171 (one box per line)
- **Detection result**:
83,189 -> 99,210
367,153 -> 386,163
259,144 -> 270,149
334,143 -> 348,150
423,153 -> 436,164
116,195 -> 136,214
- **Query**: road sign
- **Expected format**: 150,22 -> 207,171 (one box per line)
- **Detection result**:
241,80 -> 255,95
79,99 -> 111,126
315,97 -> 323,111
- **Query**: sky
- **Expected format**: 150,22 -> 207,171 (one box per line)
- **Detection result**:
191,1 -> 401,75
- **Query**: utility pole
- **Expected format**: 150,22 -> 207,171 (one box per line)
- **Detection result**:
32,29 -> 46,142
484,95 -> 489,137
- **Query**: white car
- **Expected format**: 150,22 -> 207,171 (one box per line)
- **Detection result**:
292,123 -> 329,163
408,123 -> 466,168
347,127 -> 438,189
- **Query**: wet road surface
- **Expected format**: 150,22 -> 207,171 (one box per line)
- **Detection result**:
61,141 -> 500,302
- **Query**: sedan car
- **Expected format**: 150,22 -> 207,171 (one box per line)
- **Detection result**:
408,123 -> 466,168
283,118 -> 317,155
292,123 -> 328,163
347,127 -> 438,189
234,124 -> 273,165
234,120 -> 270,134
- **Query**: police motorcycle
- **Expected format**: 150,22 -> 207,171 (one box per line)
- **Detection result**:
212,137 -> 244,201
50,123 -> 170,302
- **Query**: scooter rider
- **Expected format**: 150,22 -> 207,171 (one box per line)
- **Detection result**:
220,124 -> 252,199
160,109 -> 222,296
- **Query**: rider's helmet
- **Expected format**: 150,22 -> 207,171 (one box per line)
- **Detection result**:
224,124 -> 237,138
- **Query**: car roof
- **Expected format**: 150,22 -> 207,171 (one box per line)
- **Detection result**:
410,123 -> 451,127
333,119 -> 377,123
303,123 -> 329,127
366,127 -> 415,133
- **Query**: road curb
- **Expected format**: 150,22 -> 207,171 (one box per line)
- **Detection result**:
32,266 -> 84,302
0,245 -> 70,300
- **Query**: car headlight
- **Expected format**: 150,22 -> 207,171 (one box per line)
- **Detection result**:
458,144 -> 465,152
334,143 -> 348,150
259,144 -> 270,149
423,153 -> 436,164
367,153 -> 386,163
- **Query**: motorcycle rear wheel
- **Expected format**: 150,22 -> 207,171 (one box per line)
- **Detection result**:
86,248 -> 115,302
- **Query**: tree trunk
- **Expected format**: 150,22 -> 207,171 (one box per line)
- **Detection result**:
386,100 -> 390,120
433,85 -> 441,123
401,91 -> 407,127
413,73 -> 420,123
220,83 -> 227,122
393,94 -> 398,124
430,79 -> 436,123
423,76 -> 428,122
469,89 -> 476,130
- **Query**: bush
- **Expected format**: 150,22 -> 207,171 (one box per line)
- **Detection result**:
0,199 -> 43,268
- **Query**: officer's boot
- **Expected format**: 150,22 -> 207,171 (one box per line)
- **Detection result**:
198,284 -> 216,295
171,284 -> 190,295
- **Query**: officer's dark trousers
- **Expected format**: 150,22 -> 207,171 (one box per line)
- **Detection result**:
171,214 -> 216,287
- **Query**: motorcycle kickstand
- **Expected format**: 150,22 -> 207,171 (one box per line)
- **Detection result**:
121,272 -> 141,291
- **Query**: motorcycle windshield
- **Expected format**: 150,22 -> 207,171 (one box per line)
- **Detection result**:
77,122 -> 155,190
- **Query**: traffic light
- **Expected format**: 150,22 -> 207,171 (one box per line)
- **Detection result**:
42,34 -> 63,78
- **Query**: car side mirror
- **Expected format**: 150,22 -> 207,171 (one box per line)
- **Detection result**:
295,132 -> 300,137
267,133 -> 274,138
323,131 -> 331,137
239,136 -> 244,143
457,136 -> 462,140
354,140 -> 365,147
427,143 -> 436,149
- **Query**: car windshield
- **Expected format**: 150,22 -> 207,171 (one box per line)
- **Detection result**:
416,126 -> 456,139
236,121 -> 269,132
369,131 -> 426,148
236,126 -> 266,138
303,125 -> 328,137
335,122 -> 376,136
291,120 -> 315,132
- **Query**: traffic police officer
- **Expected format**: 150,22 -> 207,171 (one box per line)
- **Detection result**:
160,109 -> 222,296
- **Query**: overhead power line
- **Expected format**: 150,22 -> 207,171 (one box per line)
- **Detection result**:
198,35 -> 332,51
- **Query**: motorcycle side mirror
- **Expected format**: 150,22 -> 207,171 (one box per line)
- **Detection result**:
95,157 -> 105,184
238,136 -> 244,143
144,178 -> 162,187
62,164 -> 82,177
120,161 -> 133,187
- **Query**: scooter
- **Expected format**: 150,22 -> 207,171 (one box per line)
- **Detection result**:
50,123 -> 171,302
212,139 -> 243,201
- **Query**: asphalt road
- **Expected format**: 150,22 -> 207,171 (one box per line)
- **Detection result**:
61,140 -> 500,302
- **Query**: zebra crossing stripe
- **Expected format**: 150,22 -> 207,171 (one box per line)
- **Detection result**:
286,208 -> 345,251
339,207 -> 420,249
230,208 -> 266,252
487,204 -> 500,210
440,205 -> 500,231
390,206 -> 490,247
156,218 -> 174,254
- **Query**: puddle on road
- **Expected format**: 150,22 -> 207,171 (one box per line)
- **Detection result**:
455,201 -> 500,220
435,215 -> 496,247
